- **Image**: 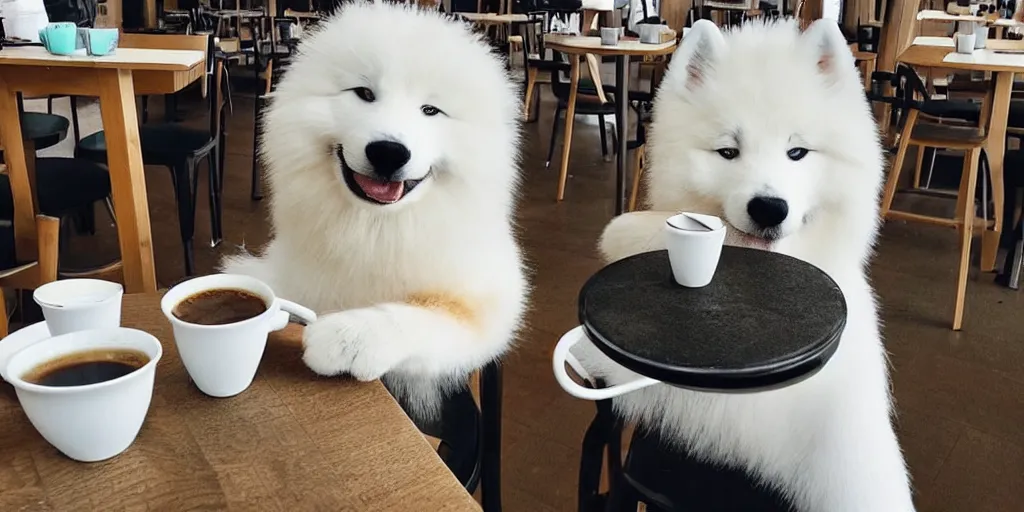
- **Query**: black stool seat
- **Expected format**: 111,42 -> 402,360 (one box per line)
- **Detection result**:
921,98 -> 981,123
0,158 -> 110,218
579,248 -> 847,391
622,427 -> 795,511
21,112 -> 70,150
78,124 -> 215,163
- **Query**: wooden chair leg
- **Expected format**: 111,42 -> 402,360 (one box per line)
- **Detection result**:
556,55 -> 581,202
628,144 -> 645,212
881,109 -> 919,218
953,148 -> 981,331
0,290 -> 7,339
913,146 -> 925,189
523,67 -> 538,121
35,215 -> 60,286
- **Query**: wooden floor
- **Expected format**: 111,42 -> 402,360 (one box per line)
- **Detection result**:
58,91 -> 1024,512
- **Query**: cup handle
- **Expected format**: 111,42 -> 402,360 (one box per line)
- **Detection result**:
269,299 -> 318,331
552,326 -> 659,401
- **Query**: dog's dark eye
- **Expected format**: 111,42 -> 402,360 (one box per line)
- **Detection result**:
716,148 -> 739,160
421,105 -> 441,117
787,147 -> 809,161
353,87 -> 375,102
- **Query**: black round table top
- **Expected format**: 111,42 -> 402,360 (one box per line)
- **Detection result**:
579,248 -> 847,392
21,112 -> 70,151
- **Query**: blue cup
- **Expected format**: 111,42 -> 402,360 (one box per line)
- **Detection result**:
83,28 -> 119,56
38,22 -> 79,55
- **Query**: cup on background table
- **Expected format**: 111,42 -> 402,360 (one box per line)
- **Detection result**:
33,279 -> 124,336
600,26 -> 618,46
664,213 -> 727,288
955,32 -> 977,54
161,274 -> 317,398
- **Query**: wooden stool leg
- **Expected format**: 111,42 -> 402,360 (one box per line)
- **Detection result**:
913,146 -> 925,189
36,215 -> 60,286
628,145 -> 645,212
954,148 -> 981,331
523,67 -> 538,121
981,151 -> 1006,272
880,110 -> 918,218
557,55 -> 581,202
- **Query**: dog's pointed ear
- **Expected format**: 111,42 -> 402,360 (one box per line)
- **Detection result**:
665,20 -> 725,90
801,19 -> 856,84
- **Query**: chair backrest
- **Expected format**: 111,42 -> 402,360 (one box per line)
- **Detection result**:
118,33 -> 223,137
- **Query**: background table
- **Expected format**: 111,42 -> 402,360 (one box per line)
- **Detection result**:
543,35 -> 676,215
0,47 -> 207,293
0,292 -> 479,511
898,36 -> 1024,271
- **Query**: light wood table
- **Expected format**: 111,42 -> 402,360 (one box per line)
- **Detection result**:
898,36 -> 1024,271
459,13 -> 530,24
544,35 -> 676,214
0,292 -> 479,510
0,46 -> 207,293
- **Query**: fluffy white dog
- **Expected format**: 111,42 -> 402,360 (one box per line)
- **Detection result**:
572,19 -> 916,511
222,2 -> 527,421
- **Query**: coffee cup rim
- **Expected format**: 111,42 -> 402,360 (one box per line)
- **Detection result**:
6,327 -> 162,395
33,279 -> 124,311
665,212 -> 726,234
161,274 -> 277,330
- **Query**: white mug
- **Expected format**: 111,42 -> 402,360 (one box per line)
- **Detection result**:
160,274 -> 317,398
599,26 -> 618,46
551,325 -> 658,400
974,22 -> 989,49
955,32 -> 977,54
664,212 -> 727,288
5,327 -> 163,462
33,279 -> 123,336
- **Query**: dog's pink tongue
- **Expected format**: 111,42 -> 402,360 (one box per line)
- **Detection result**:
353,173 -> 404,203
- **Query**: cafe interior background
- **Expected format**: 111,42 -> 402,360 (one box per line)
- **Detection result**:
0,0 -> 1021,510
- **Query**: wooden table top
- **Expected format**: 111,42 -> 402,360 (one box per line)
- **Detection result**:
0,292 -> 479,511
460,13 -> 530,23
917,9 -> 1024,27
0,46 -> 205,71
901,36 -> 1024,73
544,34 -> 677,57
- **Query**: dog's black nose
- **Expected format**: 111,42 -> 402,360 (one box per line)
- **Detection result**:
365,140 -> 411,179
747,196 -> 789,229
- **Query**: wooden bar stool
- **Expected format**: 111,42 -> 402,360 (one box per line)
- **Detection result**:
880,65 -> 1003,330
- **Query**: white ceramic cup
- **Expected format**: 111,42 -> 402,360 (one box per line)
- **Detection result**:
664,212 -> 727,288
600,26 -> 618,46
160,274 -> 317,398
33,279 -> 123,336
974,22 -> 988,49
5,327 -> 162,462
638,23 -> 661,44
955,32 -> 977,54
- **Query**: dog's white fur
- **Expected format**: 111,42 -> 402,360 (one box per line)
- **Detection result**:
222,2 -> 526,420
573,19 -> 915,511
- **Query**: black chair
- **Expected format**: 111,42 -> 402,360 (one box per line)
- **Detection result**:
251,17 -> 292,201
6,99 -> 113,268
75,33 -> 226,276
405,362 -> 503,512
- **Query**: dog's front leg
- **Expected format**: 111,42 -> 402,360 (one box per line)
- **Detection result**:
301,293 -> 516,382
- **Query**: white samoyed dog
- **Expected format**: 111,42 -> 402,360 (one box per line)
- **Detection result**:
572,19 -> 916,511
222,2 -> 527,421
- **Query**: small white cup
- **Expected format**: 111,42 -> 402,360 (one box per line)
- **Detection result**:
5,327 -> 162,462
955,32 -> 977,54
160,274 -> 317,398
638,24 -> 662,44
664,212 -> 727,288
33,279 -> 123,336
600,26 -> 618,46
974,22 -> 988,49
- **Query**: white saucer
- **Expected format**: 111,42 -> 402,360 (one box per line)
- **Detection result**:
0,321 -> 51,382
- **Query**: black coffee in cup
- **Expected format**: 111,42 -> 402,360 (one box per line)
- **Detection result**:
172,288 -> 268,326
23,349 -> 149,387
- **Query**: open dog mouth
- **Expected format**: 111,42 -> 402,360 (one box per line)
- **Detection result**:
337,147 -> 428,205
729,225 -> 782,251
